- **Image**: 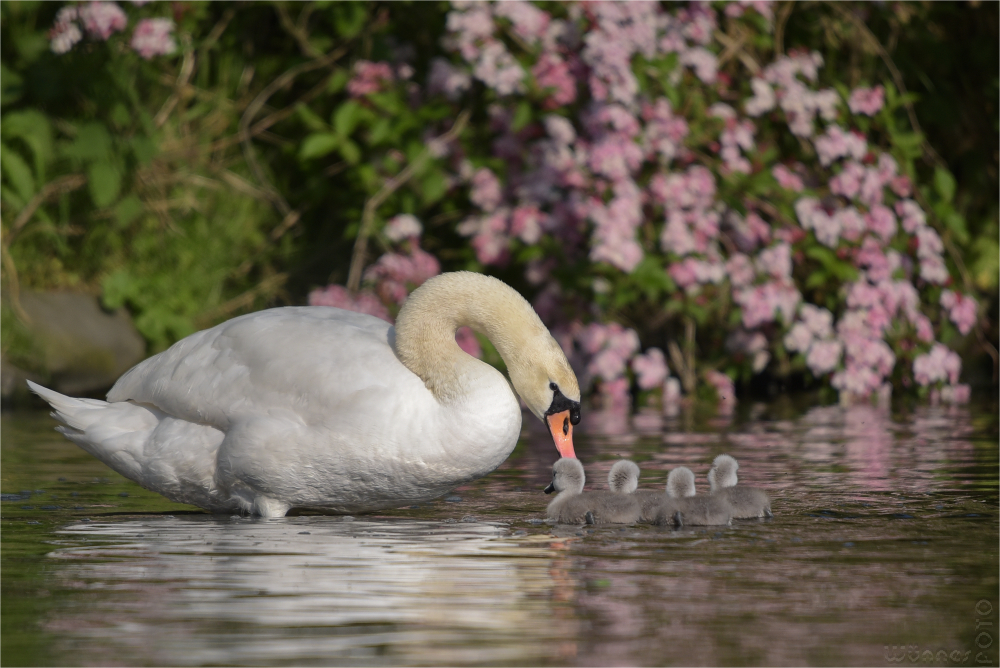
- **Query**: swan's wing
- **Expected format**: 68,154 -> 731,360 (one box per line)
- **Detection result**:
108,307 -> 420,428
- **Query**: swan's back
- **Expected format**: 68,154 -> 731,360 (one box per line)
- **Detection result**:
109,307 -> 406,428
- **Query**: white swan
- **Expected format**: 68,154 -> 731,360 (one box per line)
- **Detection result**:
28,272 -> 582,517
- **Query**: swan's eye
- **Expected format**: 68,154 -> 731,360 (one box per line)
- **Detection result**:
549,382 -> 558,391
562,417 -> 569,436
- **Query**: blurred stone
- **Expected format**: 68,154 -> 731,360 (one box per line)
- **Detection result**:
2,291 -> 145,398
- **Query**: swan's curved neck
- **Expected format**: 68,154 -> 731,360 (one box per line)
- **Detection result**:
394,272 -> 551,403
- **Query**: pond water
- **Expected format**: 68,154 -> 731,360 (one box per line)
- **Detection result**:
2,396 -> 998,667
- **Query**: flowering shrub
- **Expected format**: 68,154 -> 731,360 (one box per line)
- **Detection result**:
423,0 -> 982,407
4,2 -> 994,406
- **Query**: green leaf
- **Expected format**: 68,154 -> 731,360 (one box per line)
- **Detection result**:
295,103 -> 329,132
327,68 -> 350,94
114,194 -> 144,228
511,101 -> 532,132
943,210 -> 969,244
805,245 -> 857,281
62,122 -> 113,162
805,270 -> 829,289
0,62 -> 24,106
420,169 -> 447,206
0,143 -> 35,202
1,109 -> 54,182
890,131 -> 923,159
87,160 -> 121,208
933,167 -> 956,203
333,100 -> 362,138
367,92 -> 402,115
299,132 -> 340,160
331,2 -> 367,38
630,256 -> 672,300
130,135 -> 156,165
338,138 -> 361,164
368,118 -> 393,145
101,269 -> 133,310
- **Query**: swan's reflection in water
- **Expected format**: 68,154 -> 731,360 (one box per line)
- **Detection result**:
48,518 -> 565,665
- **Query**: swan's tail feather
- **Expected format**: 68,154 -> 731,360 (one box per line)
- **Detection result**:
28,381 -> 228,511
28,380 -> 116,436
27,380 -> 161,480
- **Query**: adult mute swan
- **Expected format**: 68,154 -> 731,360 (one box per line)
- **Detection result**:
29,272 -> 582,517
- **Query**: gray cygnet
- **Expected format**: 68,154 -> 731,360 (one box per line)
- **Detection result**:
545,458 -> 642,524
607,459 -> 664,522
707,454 -> 772,519
652,467 -> 732,527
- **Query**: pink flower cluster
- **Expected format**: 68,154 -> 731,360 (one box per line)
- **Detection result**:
431,0 -> 975,407
940,290 -> 978,336
50,2 -> 127,53
130,18 -> 176,60
347,61 -> 396,97
710,103 -> 755,174
748,51 -> 839,137
848,86 -> 885,116
913,343 -> 961,386
50,3 -> 175,60
308,284 -> 391,322
632,347 -> 669,390
445,3 -> 526,95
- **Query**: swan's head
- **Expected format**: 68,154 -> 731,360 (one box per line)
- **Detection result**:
544,457 -> 585,495
707,454 -> 739,492
507,333 -> 581,460
608,460 -> 640,494
666,467 -> 697,498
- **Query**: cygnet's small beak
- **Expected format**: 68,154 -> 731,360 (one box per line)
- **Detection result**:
546,410 -> 576,459
543,482 -> 555,494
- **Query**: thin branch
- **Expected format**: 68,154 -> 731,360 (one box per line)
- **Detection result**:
203,7 -> 235,50
0,240 -> 30,324
275,2 -> 322,58
238,45 -> 349,216
975,324 -> 999,382
346,110 -> 471,294
154,35 -> 197,128
774,1 -> 795,57
714,30 -> 761,75
195,273 -> 287,326
5,174 -> 87,245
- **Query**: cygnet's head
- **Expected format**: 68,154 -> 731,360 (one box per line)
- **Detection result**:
544,457 -> 585,495
608,460 -> 640,494
707,454 -> 739,492
666,467 -> 697,498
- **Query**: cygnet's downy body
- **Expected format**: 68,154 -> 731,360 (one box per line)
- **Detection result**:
607,459 -> 664,522
652,467 -> 732,527
707,454 -> 772,519
545,458 -> 642,525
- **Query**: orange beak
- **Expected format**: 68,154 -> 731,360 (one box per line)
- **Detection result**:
546,410 -> 576,459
